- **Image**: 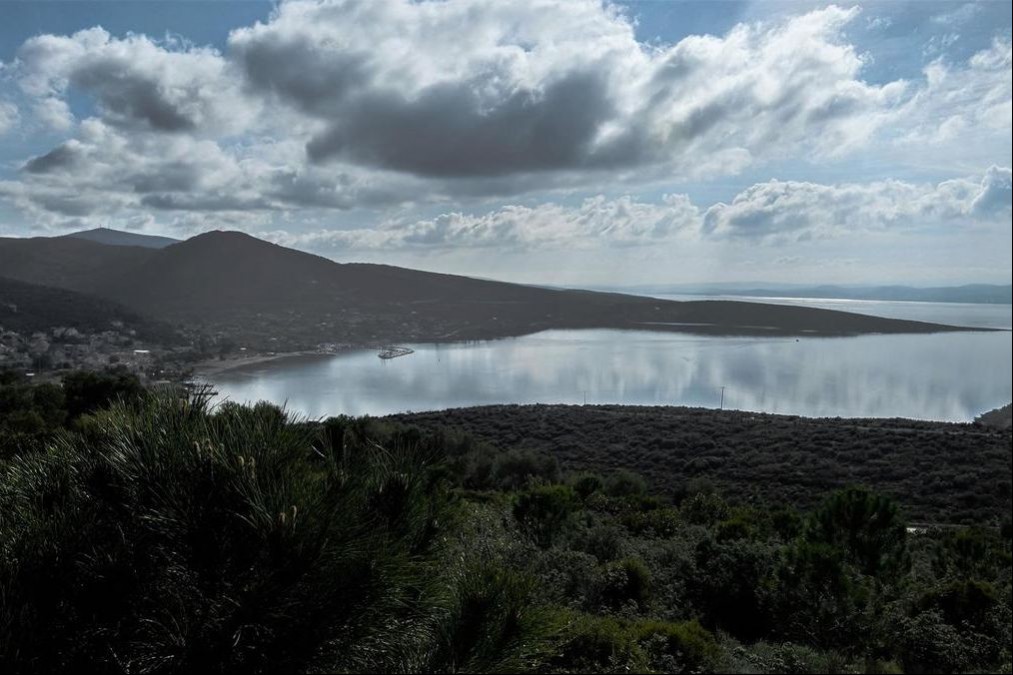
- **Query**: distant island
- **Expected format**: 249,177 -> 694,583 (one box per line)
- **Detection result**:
0,228 -> 998,378
613,282 -> 1013,305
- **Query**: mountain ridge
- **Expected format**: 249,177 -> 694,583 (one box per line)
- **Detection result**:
0,229 -> 989,350
61,227 -> 179,249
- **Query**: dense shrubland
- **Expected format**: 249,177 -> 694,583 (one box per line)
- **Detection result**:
0,370 -> 145,457
395,404 -> 1013,525
1,376 -> 1010,673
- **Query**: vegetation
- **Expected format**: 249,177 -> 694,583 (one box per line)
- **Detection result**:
0,370 -> 145,458
0,276 -> 176,341
395,404 -> 1013,525
1,378 -> 1010,673
978,403 -> 1012,430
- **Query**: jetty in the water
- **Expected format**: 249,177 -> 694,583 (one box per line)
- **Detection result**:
378,346 -> 414,360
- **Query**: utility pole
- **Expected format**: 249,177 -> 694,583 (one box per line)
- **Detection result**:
719,386 -> 725,411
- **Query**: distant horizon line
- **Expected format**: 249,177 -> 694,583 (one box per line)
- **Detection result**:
2,226 -> 1010,293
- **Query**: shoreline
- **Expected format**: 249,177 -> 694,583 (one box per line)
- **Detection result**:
388,402 -> 1013,429
192,348 -> 349,377
191,320 -> 1007,378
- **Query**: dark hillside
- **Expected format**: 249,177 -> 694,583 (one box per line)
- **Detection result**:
99,231 -> 975,346
0,235 -> 153,293
0,230 -> 984,349
0,277 -> 177,342
393,404 -> 1013,524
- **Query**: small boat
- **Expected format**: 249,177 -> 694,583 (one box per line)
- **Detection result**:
378,346 -> 414,360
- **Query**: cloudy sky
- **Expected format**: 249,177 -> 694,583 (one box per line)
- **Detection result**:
0,0 -> 1009,287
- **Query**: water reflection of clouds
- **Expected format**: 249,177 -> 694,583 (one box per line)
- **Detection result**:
210,328 -> 1012,422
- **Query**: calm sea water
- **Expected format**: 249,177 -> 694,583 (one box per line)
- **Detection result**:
206,298 -> 1012,422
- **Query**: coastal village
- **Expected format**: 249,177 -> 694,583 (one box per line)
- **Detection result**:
0,322 -> 173,380
0,318 -> 407,382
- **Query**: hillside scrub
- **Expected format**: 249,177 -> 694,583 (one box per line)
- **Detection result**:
394,404 -> 1013,525
0,381 -> 1010,673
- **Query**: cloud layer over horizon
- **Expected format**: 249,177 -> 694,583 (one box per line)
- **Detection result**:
0,0 -> 1009,284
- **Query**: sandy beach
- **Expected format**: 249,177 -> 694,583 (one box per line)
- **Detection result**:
192,349 -> 345,377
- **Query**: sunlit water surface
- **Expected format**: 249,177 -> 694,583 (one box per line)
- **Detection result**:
205,298 -> 1012,422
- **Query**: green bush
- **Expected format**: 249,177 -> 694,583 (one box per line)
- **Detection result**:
426,564 -> 558,673
543,613 -> 647,673
806,486 -> 909,580
593,558 -> 652,612
716,515 -> 754,542
61,369 -> 145,421
634,619 -> 724,673
918,579 -> 999,630
894,610 -> 973,674
492,448 -> 560,491
690,537 -> 778,640
580,524 -> 626,562
773,540 -> 870,650
621,506 -> 681,538
679,491 -> 731,526
740,641 -> 858,674
604,469 -> 648,499
513,484 -> 580,549
570,472 -> 605,499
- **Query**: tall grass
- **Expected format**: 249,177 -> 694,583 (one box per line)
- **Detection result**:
0,389 -> 546,673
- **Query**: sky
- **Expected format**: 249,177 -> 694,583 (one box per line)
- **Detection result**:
0,0 -> 1010,287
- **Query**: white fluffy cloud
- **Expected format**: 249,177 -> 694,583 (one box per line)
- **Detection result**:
264,168 -> 1011,252
31,97 -> 74,132
271,193 -> 701,250
0,101 -> 18,135
8,3 -> 919,191
15,27 -> 253,134
703,167 -> 1012,240
892,38 -> 1012,168
227,1 -> 902,177
0,0 -> 1010,257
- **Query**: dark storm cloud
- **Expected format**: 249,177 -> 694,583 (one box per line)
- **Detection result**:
23,143 -> 80,173
140,192 -> 275,212
71,63 -> 195,132
304,71 -> 621,177
234,37 -> 371,116
130,162 -> 202,194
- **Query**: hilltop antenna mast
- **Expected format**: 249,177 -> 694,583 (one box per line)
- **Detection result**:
719,386 -> 725,411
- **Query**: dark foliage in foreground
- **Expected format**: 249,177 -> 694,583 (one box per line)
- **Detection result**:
0,386 -> 1010,673
393,404 -> 1013,525
0,370 -> 145,458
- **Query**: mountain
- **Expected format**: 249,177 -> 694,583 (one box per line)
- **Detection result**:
0,235 -> 156,293
0,276 -> 175,341
61,227 -> 179,249
0,230 -> 986,349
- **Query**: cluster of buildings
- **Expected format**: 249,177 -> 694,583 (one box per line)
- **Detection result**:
0,324 -> 157,378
